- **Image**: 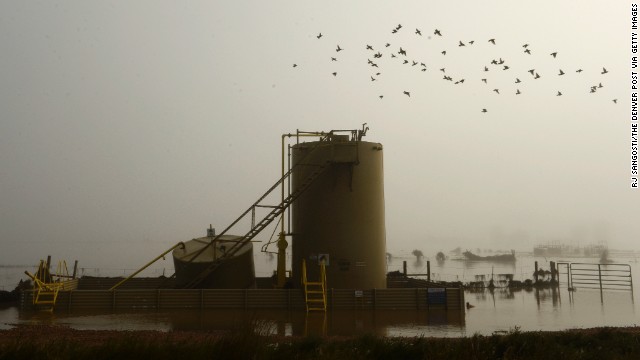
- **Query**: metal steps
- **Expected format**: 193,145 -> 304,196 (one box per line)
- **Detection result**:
178,144 -> 332,289
302,259 -> 327,312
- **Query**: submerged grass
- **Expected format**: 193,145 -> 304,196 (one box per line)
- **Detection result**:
1,326 -> 640,359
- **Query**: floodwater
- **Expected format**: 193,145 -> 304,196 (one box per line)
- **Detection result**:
1,253 -> 639,337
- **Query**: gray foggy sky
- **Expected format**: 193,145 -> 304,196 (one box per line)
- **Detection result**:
0,1 -> 636,269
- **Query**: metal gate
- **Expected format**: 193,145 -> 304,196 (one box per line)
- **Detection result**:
557,262 -> 633,295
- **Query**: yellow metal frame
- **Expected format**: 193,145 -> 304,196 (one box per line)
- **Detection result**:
24,259 -> 71,311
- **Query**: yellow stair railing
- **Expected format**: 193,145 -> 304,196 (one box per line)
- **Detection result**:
302,259 -> 327,312
24,259 -> 70,311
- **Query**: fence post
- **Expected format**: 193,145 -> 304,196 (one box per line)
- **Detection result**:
534,261 -> 539,283
403,261 -> 407,276
598,264 -> 604,302
427,261 -> 431,283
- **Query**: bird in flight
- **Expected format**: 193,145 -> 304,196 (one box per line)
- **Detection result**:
366,45 -> 373,50
515,78 -> 521,83
331,57 -> 337,61
516,89 -> 521,95
336,45 -> 343,52
523,44 -> 529,48
317,33 -> 322,39
601,67 -> 608,74
576,69 -> 583,73
469,40 -> 475,45
434,29 -> 442,36
332,72 -> 337,76
613,99 -> 618,103
385,43 -> 391,47
528,69 -> 535,75
524,49 -> 531,55
534,73 -> 541,79
415,28 -> 422,36
557,91 -> 562,96
371,76 -> 376,81
493,89 -> 500,94
458,41 -> 465,47
293,64 -> 298,68
482,78 -> 487,83
398,47 -> 407,56
482,109 -> 487,113
484,66 -> 489,72
550,52 -> 558,58
558,69 -> 565,75
403,91 -> 411,97
379,95 -> 384,99
488,38 -> 496,44
441,50 -> 447,55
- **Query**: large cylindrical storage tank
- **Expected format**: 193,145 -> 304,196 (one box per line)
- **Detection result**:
291,136 -> 386,289
172,235 -> 256,289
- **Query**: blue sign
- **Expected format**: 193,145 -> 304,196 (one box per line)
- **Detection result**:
427,288 -> 446,305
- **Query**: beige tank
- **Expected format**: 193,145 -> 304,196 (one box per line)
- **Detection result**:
291,136 -> 386,289
172,234 -> 256,289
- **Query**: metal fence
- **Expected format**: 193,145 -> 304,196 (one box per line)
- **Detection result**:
557,262 -> 634,293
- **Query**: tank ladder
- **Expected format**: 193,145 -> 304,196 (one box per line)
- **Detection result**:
178,145 -> 331,289
302,259 -> 327,312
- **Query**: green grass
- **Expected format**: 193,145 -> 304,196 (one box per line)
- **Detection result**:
1,326 -> 640,359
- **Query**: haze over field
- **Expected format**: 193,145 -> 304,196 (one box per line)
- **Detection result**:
0,1 -> 636,270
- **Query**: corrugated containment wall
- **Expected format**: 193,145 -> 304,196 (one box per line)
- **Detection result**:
20,288 -> 464,312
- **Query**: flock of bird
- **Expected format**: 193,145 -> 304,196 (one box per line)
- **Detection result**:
292,24 -> 616,113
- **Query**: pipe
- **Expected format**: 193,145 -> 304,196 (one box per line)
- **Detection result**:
109,242 -> 185,291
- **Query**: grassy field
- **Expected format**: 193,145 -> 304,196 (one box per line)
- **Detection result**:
1,324 -> 639,359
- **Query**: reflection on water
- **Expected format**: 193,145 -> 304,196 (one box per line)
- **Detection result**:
6,285 -> 636,337
13,308 -> 465,337
2,254 -> 639,336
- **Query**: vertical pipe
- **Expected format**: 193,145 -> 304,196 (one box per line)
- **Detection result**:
403,261 -> 407,276
550,261 -> 556,283
427,261 -> 431,283
534,261 -> 539,283
277,135 -> 288,288
72,260 -> 78,279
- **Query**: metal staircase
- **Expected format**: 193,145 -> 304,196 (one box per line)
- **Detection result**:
302,259 -> 327,312
178,143 -> 332,289
25,260 -> 70,311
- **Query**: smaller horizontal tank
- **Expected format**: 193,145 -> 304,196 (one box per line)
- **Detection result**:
172,234 -> 256,289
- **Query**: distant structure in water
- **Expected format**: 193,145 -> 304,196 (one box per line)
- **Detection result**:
533,241 -> 608,258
